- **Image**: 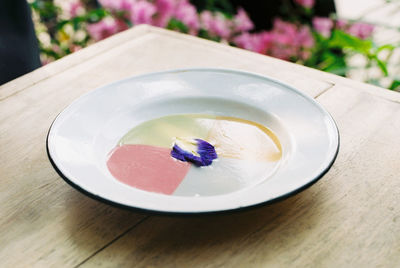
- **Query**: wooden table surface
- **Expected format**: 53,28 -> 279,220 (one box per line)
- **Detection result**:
1,25 -> 399,267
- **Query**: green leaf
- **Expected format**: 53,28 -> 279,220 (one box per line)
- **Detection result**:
375,58 -> 389,76
389,80 -> 400,91
198,29 -> 220,42
328,30 -> 372,54
205,0 -> 234,15
377,44 -> 396,53
317,50 -> 348,75
30,0 -> 60,20
56,8 -> 109,30
167,18 -> 189,33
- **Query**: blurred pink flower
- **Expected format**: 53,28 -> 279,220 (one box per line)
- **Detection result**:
313,17 -> 334,38
234,8 -> 254,32
200,11 -> 232,39
294,0 -> 315,8
70,44 -> 82,52
295,26 -> 314,60
52,44 -> 62,54
274,19 -> 297,36
233,32 -> 272,54
116,18 -> 130,31
154,0 -> 175,27
130,0 -> 157,25
335,19 -> 348,30
237,19 -> 315,61
271,19 -> 298,57
297,25 -> 314,48
334,19 -> 374,39
69,1 -> 85,18
173,0 -> 200,35
87,17 -> 121,41
41,58 -> 53,65
99,0 -> 134,13
347,22 -> 374,39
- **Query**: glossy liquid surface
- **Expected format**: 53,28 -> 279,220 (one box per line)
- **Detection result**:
107,114 -> 282,196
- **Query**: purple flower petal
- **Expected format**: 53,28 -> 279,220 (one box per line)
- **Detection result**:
170,144 -> 189,162
183,154 -> 205,167
195,139 -> 217,161
171,139 -> 217,167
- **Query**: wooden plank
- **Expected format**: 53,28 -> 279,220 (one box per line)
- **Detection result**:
0,28 -> 332,266
79,85 -> 400,267
0,75 -> 147,266
0,34 -> 161,267
1,25 -> 399,267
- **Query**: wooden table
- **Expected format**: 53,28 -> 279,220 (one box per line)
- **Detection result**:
1,25 -> 399,267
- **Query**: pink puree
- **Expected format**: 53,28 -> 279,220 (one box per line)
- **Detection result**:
107,144 -> 190,195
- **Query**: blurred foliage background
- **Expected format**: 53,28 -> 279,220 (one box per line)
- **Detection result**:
29,0 -> 400,90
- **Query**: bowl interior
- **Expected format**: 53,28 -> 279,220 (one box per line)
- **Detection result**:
47,69 -> 339,213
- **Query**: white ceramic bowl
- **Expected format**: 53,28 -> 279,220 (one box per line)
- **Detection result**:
47,68 -> 339,214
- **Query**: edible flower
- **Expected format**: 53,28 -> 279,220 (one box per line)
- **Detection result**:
171,138 -> 217,166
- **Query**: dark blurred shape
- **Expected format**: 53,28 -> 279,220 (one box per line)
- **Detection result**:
192,0 -> 336,30
0,0 -> 41,85
234,0 -> 336,30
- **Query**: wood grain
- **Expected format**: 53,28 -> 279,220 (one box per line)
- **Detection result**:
79,85 -> 400,268
0,26 -> 399,267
